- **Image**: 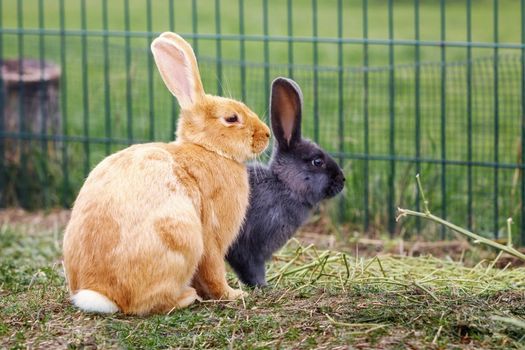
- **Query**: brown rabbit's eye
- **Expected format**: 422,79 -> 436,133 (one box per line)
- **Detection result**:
312,158 -> 324,167
224,115 -> 239,123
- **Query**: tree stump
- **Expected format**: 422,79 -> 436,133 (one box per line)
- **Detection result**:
1,58 -> 62,208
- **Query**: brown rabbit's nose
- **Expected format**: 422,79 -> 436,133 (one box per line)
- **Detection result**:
257,123 -> 271,140
251,123 -> 271,154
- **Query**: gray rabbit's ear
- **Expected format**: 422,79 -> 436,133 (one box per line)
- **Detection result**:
270,77 -> 303,150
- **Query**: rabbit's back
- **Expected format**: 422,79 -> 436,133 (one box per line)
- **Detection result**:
63,142 -> 205,314
70,143 -> 202,240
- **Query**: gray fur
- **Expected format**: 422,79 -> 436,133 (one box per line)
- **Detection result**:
226,77 -> 345,287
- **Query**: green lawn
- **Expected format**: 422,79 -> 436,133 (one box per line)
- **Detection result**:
0,0 -> 523,237
1,219 -> 525,349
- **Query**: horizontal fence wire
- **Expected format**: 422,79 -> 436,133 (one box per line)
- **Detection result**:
0,0 -> 524,245
1,28 -> 525,49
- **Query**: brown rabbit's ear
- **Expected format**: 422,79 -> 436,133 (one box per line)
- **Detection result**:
151,32 -> 205,109
270,77 -> 303,150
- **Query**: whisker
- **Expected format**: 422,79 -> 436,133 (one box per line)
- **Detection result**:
252,158 -> 262,183
252,154 -> 268,183
215,72 -> 233,99
223,74 -> 233,99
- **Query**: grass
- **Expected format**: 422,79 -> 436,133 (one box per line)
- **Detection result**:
0,0 -> 524,236
2,218 -> 525,349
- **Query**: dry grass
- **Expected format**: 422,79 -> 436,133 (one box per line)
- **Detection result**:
1,211 -> 525,349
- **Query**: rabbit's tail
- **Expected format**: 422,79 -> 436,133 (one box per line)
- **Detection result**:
71,289 -> 119,314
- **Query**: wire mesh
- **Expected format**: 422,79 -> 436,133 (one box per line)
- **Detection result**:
0,0 -> 523,244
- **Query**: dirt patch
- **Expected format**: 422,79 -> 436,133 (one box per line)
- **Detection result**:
2,207 -> 524,267
0,208 -> 70,231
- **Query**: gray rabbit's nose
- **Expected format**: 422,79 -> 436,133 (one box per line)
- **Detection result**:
334,172 -> 345,183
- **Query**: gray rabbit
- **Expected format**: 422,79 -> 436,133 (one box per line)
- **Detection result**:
226,77 -> 345,287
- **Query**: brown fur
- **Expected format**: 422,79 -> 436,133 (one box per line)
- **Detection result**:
62,33 -> 270,315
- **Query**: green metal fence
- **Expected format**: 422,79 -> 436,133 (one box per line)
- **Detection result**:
0,0 -> 524,244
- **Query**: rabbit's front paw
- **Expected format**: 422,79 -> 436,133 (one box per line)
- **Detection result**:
224,287 -> 247,300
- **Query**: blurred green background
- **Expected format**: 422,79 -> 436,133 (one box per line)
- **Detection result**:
0,0 -> 523,242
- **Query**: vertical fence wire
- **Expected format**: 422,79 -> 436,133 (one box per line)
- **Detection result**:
81,0 -> 90,176
414,0 -> 421,233
59,0 -> 69,206
287,0 -> 293,79
146,0 -> 154,141
263,0 -> 269,106
192,0 -> 199,56
440,0 -> 447,239
388,0 -> 396,235
17,0 -> 28,207
169,0 -> 178,140
124,0 -> 133,144
102,0 -> 112,154
0,0 -> 4,206
215,0 -> 222,96
38,0 -> 49,208
521,0 -> 525,245
239,0 -> 246,101
493,0 -> 499,238
362,0 -> 370,232
337,0 -> 345,221
466,0 -> 473,231
312,0 -> 319,144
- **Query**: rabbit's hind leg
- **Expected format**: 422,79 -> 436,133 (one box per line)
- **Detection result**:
174,286 -> 202,308
150,286 -> 201,314
127,211 -> 204,315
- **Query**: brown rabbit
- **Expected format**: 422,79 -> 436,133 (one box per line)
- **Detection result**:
62,32 -> 270,315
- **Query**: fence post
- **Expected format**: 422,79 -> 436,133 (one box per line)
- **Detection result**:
1,59 -> 61,208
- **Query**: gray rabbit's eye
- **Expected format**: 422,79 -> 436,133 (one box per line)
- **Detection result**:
224,115 -> 239,123
311,158 -> 324,167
